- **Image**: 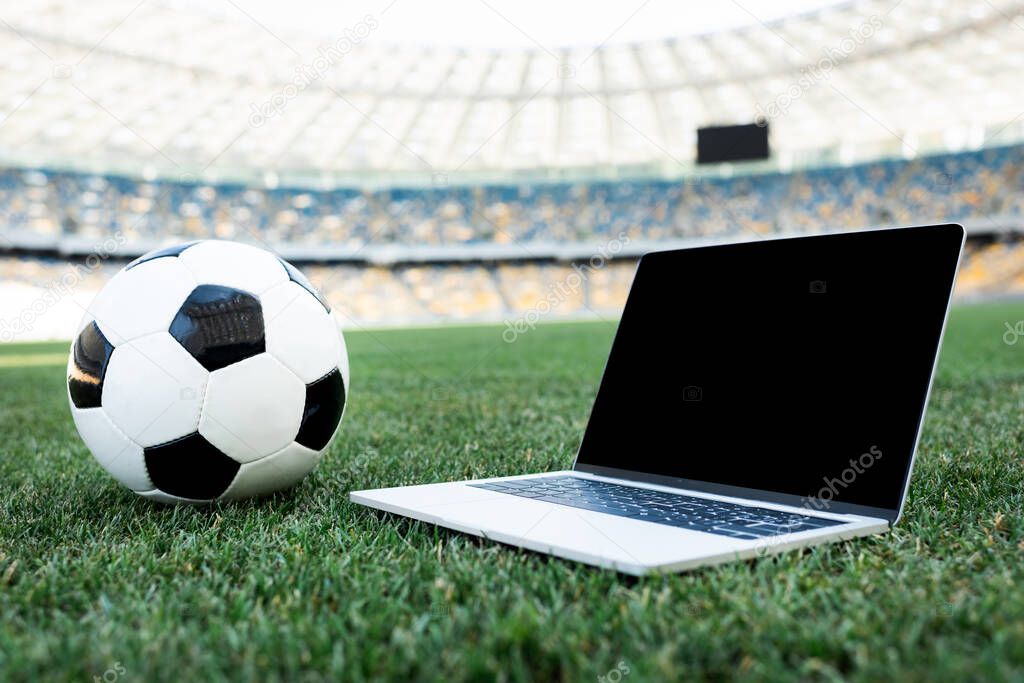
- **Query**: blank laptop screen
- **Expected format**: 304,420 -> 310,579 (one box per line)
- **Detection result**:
575,225 -> 964,514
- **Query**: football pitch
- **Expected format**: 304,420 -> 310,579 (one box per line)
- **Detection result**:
1,302 -> 1022,682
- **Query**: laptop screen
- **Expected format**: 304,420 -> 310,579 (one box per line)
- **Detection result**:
574,225 -> 964,517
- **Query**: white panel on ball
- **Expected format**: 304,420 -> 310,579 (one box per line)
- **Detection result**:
261,281 -> 340,384
219,442 -> 321,500
178,241 -> 288,295
86,257 -> 197,345
199,353 -> 305,464
334,312 -> 350,389
102,332 -> 209,447
70,407 -> 152,491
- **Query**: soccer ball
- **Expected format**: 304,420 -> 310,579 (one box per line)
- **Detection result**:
66,240 -> 349,503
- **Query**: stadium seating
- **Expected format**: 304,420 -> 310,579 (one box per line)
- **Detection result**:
3,143 -> 1024,340
2,243 -> 1022,341
956,240 -> 1024,298
3,143 -> 1024,249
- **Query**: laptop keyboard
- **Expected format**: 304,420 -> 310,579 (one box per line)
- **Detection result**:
469,475 -> 845,540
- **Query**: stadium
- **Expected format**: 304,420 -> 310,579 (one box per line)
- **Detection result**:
2,0 -> 1023,680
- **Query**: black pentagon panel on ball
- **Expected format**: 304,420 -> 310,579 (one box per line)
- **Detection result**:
125,241 -> 202,270
278,257 -> 330,312
68,321 -> 114,409
169,284 -> 265,371
295,367 -> 346,450
144,432 -> 241,500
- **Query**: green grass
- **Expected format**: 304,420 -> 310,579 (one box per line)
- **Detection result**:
1,304 -> 1022,682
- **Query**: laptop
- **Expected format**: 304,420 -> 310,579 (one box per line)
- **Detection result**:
351,224 -> 965,575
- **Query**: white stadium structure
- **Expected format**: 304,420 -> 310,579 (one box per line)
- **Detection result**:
1,0 -> 1024,339
2,0 -> 1024,177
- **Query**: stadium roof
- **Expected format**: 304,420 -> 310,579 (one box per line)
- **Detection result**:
1,0 -> 1023,184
